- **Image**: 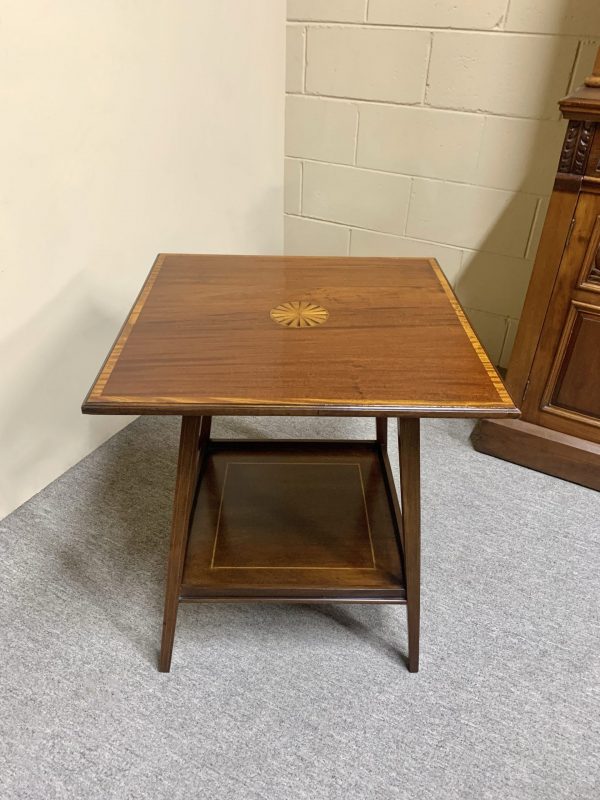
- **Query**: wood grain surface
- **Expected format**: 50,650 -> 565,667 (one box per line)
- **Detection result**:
181,440 -> 405,600
82,254 -> 517,417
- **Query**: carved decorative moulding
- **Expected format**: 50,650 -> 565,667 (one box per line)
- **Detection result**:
558,120 -> 594,175
270,300 -> 329,328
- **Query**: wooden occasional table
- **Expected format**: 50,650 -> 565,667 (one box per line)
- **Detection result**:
83,255 -> 518,672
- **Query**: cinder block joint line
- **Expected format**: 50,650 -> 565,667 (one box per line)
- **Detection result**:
283,156 -> 548,200
286,21 -> 592,39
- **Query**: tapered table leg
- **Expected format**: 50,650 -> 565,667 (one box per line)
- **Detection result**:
159,415 -> 203,672
376,417 -> 388,445
398,418 -> 421,673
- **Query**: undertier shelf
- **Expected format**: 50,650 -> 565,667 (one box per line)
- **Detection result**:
180,440 -> 406,602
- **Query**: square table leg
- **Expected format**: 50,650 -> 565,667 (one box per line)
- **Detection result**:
376,417 -> 388,445
159,415 -> 211,672
398,418 -> 421,672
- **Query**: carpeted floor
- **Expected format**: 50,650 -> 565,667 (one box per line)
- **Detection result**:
0,415 -> 598,800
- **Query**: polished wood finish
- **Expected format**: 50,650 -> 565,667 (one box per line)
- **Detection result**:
473,419 -> 600,492
159,416 -> 203,673
522,194 -> 600,443
473,54 -> 600,489
545,303 -> 600,421
181,441 -> 404,600
376,417 -> 388,445
82,255 -> 517,418
585,48 -> 600,88
504,188 -> 580,406
82,255 -> 516,672
398,420 -> 420,673
560,88 -> 600,121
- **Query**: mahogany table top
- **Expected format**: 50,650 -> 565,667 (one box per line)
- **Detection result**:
82,254 -> 518,418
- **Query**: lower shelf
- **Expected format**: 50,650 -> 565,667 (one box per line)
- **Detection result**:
180,440 -> 406,602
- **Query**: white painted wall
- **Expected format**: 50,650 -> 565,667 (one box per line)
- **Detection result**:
0,1 -> 285,518
284,0 -> 600,365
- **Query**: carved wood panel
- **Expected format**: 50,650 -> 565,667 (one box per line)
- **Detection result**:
558,120 -> 595,175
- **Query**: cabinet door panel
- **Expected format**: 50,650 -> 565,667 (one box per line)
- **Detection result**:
577,214 -> 600,291
524,190 -> 600,443
544,302 -> 600,424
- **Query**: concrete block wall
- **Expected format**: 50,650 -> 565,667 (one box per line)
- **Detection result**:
284,0 -> 600,366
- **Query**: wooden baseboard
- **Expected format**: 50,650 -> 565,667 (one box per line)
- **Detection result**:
471,418 -> 600,491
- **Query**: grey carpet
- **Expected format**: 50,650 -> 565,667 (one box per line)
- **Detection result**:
0,416 -> 598,800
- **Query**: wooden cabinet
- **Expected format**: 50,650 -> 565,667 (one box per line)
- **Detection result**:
472,52 -> 600,490
524,191 -> 600,439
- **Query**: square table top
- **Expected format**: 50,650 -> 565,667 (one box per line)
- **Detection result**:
82,254 -> 518,418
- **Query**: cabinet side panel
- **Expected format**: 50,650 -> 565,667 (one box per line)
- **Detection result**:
504,188 -> 579,404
